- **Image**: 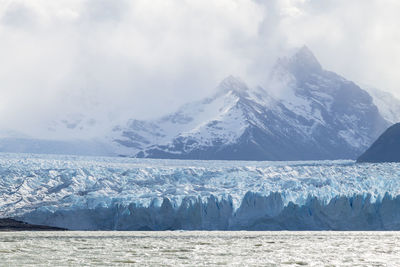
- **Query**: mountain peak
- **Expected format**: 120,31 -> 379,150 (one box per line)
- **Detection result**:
290,45 -> 322,71
270,46 -> 322,82
216,75 -> 249,96
295,45 -> 316,58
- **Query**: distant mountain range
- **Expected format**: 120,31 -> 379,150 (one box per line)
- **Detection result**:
109,46 -> 395,160
1,46 -> 400,160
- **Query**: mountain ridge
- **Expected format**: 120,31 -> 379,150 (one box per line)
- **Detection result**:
0,47 -> 395,160
110,47 -> 389,160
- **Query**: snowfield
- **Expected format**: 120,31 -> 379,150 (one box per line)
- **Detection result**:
1,153 -> 400,230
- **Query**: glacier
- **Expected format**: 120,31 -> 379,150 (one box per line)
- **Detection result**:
1,153 -> 400,230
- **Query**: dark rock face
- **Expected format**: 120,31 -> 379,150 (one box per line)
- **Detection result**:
0,218 -> 66,231
357,123 -> 400,163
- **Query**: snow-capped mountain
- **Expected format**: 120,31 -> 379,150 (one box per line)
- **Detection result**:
111,47 -> 389,160
0,47 -> 394,160
0,114 -> 115,156
364,87 -> 400,124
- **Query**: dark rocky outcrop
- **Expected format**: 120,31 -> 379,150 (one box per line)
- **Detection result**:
0,218 -> 66,231
357,123 -> 400,163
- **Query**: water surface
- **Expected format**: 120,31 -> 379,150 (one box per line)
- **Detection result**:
1,231 -> 399,266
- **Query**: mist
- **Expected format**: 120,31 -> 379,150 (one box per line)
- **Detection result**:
1,0 -> 400,138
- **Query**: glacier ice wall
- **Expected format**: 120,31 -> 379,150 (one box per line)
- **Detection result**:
20,193 -> 400,230
1,153 -> 400,230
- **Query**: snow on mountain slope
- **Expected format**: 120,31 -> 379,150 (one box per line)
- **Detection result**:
110,76 -> 252,156
111,47 -> 389,160
47,113 -> 98,137
0,110 -> 120,156
364,87 -> 400,124
268,46 -> 388,149
0,138 -> 114,156
0,47 -> 394,160
2,153 -> 400,230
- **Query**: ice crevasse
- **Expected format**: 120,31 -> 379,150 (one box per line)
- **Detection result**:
1,153 -> 400,230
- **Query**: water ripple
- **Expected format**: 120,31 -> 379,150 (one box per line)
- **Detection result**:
1,231 -> 400,266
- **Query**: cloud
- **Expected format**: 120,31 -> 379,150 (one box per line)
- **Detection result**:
268,0 -> 400,94
0,0 -> 399,138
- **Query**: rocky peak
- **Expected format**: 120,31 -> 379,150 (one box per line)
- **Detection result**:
290,46 -> 322,71
216,75 -> 250,97
270,46 -> 323,84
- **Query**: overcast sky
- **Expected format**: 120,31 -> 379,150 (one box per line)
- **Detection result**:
1,0 -> 400,136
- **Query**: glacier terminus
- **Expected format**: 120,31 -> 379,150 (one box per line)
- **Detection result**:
2,153 -> 400,230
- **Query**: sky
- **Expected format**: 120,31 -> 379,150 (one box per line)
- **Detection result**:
1,0 -> 400,138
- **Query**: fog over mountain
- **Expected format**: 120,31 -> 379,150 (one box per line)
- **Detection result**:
109,47 -> 391,160
0,46 -> 398,160
1,0 -> 400,141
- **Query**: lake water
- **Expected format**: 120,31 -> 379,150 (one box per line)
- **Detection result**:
1,231 -> 399,266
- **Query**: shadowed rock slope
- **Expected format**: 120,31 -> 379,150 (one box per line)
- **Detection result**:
358,123 -> 400,163
0,218 -> 66,231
